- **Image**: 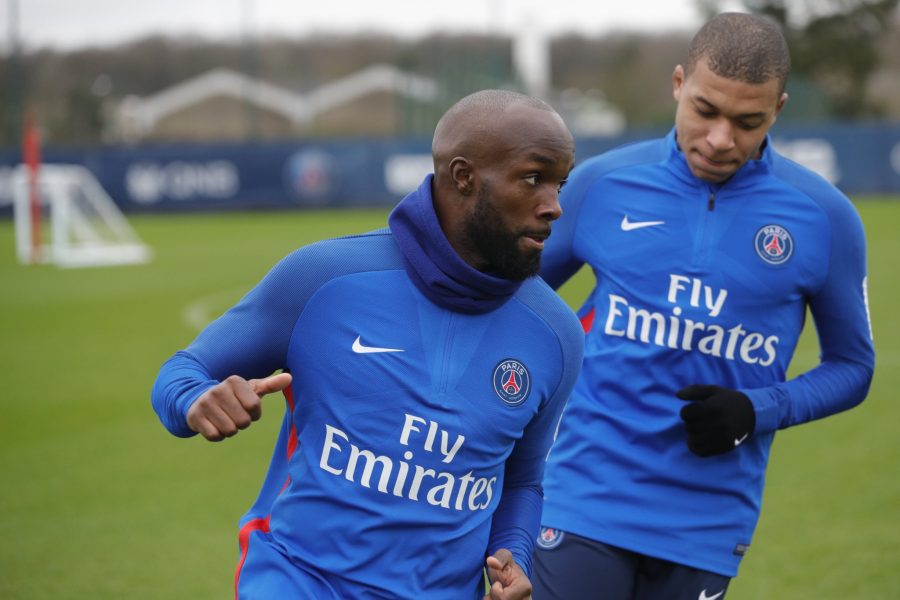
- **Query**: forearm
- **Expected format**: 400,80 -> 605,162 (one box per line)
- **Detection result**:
743,356 -> 873,434
151,351 -> 218,437
487,483 -> 543,577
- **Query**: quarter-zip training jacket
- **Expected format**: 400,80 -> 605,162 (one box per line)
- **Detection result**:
539,129 -> 874,576
152,175 -> 585,598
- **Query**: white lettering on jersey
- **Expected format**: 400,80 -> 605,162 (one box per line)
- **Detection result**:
603,274 -> 779,367
400,413 -> 465,463
863,276 -> 874,341
667,274 -> 728,317
319,416 -> 495,511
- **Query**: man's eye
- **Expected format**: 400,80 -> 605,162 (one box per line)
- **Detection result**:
558,179 -> 568,193
697,109 -> 715,118
524,174 -> 539,186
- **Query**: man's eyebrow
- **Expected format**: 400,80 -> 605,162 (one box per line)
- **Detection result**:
695,95 -> 767,120
524,151 -> 558,165
694,96 -> 717,110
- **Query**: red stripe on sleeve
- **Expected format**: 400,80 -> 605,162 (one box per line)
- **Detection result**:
284,384 -> 299,459
234,516 -> 271,600
580,308 -> 595,333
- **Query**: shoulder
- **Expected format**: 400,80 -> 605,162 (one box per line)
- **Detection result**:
576,136 -> 668,175
564,136 -> 669,204
768,152 -> 865,233
514,278 -> 585,357
279,227 -> 402,275
262,228 -> 405,296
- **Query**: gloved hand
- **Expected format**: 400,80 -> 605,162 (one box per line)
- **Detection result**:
676,384 -> 755,457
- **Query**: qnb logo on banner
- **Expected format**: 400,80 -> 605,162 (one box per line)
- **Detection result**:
126,160 -> 239,205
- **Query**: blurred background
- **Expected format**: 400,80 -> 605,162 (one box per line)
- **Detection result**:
2,0 -> 900,210
1,1 -> 898,598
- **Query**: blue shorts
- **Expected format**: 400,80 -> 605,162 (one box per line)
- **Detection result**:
532,528 -> 731,600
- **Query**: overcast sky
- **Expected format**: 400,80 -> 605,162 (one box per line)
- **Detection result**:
5,0 -> 746,52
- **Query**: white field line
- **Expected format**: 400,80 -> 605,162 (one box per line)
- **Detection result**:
180,286 -> 250,332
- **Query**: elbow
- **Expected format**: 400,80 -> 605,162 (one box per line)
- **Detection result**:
842,355 -> 875,411
856,360 -> 875,407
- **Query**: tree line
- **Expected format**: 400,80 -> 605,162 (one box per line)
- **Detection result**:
1,0 -> 897,147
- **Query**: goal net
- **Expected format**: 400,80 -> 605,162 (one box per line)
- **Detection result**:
13,163 -> 152,268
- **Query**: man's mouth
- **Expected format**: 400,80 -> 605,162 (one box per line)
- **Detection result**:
522,231 -> 550,250
697,151 -> 733,168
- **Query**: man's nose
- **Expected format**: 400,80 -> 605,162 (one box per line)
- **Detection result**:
538,189 -> 563,221
706,119 -> 735,152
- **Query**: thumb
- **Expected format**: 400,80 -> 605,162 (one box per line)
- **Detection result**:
676,384 -> 718,401
249,372 -> 293,397
485,555 -> 504,572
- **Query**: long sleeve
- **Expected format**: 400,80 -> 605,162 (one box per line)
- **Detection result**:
486,283 -> 584,575
151,247 -> 316,437
743,191 -> 875,433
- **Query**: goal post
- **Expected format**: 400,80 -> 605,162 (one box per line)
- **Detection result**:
12,163 -> 152,268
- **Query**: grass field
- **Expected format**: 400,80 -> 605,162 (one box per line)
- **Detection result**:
1,197 -> 898,599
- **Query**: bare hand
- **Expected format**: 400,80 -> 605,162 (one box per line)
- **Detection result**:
186,373 -> 292,441
483,549 -> 532,600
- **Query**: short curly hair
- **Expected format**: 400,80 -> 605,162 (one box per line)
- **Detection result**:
686,12 -> 791,94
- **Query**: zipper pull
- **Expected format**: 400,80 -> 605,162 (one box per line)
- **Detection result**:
707,191 -> 715,211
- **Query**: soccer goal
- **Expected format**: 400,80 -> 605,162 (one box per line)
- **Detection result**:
13,163 -> 152,268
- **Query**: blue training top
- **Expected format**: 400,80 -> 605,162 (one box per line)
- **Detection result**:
539,129 -> 875,576
152,175 -> 584,599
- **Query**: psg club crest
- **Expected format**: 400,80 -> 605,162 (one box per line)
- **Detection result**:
284,149 -> 333,200
754,224 -> 794,265
492,359 -> 531,406
537,527 -> 565,550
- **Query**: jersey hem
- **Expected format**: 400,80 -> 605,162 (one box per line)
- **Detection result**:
541,517 -> 740,577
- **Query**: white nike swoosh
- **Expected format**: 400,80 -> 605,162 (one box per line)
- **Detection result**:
734,433 -> 749,447
621,215 -> 665,231
351,336 -> 404,354
699,590 -> 725,600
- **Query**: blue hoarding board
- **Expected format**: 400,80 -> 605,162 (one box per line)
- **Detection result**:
1,123 -> 898,214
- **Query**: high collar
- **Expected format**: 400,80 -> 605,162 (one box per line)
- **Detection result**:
665,127 -> 773,191
388,175 -> 523,314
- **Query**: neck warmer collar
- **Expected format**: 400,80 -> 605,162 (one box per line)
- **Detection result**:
388,175 -> 522,314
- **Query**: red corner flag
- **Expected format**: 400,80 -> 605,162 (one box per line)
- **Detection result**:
22,108 -> 42,263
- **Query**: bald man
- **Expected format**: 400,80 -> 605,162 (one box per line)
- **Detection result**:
152,89 -> 583,600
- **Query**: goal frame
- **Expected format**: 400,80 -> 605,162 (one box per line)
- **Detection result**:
12,163 -> 152,268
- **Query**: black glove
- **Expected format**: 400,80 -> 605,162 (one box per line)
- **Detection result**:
676,384 -> 755,457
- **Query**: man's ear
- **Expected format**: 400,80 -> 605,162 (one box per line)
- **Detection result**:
449,157 -> 474,195
672,65 -> 685,102
775,92 -> 788,117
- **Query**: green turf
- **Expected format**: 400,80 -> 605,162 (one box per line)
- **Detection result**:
0,198 -> 897,598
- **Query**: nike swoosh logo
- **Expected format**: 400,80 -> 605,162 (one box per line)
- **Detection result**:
699,590 -> 725,600
734,433 -> 749,447
351,336 -> 404,354
621,215 -> 665,231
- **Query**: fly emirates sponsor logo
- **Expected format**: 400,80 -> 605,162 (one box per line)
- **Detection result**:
604,274 -> 778,366
319,413 -> 496,511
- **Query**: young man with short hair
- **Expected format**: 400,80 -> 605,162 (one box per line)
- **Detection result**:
532,13 -> 875,600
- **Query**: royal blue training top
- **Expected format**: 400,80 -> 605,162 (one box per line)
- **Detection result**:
152,175 -> 584,599
539,129 -> 875,576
